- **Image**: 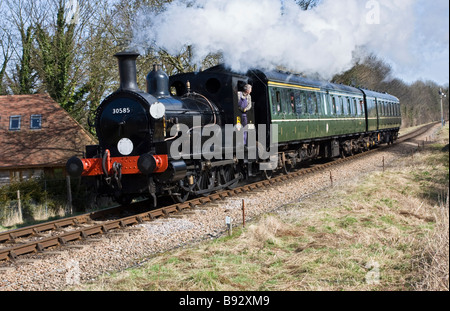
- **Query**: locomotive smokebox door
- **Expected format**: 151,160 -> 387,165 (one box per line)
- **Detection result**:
233,78 -> 255,133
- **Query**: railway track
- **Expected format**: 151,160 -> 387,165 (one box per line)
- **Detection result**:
0,122 -> 439,262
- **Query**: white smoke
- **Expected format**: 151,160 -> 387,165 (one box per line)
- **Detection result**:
131,0 -> 442,81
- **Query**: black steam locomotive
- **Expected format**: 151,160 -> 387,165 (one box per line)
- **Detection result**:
67,51 -> 401,206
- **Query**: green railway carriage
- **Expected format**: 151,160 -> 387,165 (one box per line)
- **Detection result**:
248,69 -> 401,148
263,79 -> 368,143
361,89 -> 401,132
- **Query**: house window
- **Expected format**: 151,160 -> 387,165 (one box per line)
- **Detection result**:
30,115 -> 42,129
9,116 -> 21,131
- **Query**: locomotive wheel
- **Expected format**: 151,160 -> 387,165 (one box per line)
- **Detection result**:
171,180 -> 193,203
283,159 -> 294,174
196,169 -> 216,196
219,165 -> 239,189
115,194 -> 133,205
340,148 -> 346,159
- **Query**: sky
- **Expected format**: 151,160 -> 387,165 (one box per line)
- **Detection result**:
132,0 -> 449,86
396,0 -> 449,85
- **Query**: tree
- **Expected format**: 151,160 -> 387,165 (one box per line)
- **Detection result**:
34,0 -> 77,111
15,26 -> 37,94
2,0 -> 44,95
332,54 -> 449,127
0,27 -> 13,95
296,0 -> 320,10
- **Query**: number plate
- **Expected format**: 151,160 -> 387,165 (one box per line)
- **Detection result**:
112,107 -> 131,114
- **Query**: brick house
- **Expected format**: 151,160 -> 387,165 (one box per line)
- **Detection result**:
0,94 -> 97,184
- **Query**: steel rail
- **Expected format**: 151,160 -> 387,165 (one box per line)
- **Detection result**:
0,204 -> 133,245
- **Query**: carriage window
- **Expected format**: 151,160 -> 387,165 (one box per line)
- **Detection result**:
358,99 -> 363,115
295,91 -> 302,115
271,88 -> 281,115
339,97 -> 344,115
353,99 -> 358,116
289,92 -> 296,114
307,93 -> 315,114
305,93 -> 311,114
311,93 -> 318,115
368,99 -> 377,117
281,89 -> 290,113
276,91 -> 281,113
315,92 -> 322,115
332,97 -> 337,115
301,92 -> 308,115
270,88 -> 282,114
346,98 -> 351,115
323,94 -> 328,115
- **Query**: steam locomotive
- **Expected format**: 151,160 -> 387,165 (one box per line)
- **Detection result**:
66,51 -> 401,206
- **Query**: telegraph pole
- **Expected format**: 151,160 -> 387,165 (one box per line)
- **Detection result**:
439,88 -> 447,127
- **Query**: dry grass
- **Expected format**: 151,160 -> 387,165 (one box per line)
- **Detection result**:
414,191 -> 449,291
77,125 -> 449,291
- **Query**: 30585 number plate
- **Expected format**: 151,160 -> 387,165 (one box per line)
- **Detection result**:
112,107 -> 131,114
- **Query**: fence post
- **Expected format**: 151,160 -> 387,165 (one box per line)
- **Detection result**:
242,199 -> 246,227
66,176 -> 72,215
17,190 -> 23,221
226,216 -> 232,236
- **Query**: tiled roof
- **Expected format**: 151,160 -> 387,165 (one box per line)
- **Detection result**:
0,94 -> 97,169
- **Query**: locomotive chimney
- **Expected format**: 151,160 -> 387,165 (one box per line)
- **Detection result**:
146,64 -> 170,97
114,51 -> 140,91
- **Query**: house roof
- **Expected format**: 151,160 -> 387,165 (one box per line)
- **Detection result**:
0,94 -> 97,169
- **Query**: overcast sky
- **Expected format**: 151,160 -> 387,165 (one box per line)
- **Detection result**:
392,0 -> 449,85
